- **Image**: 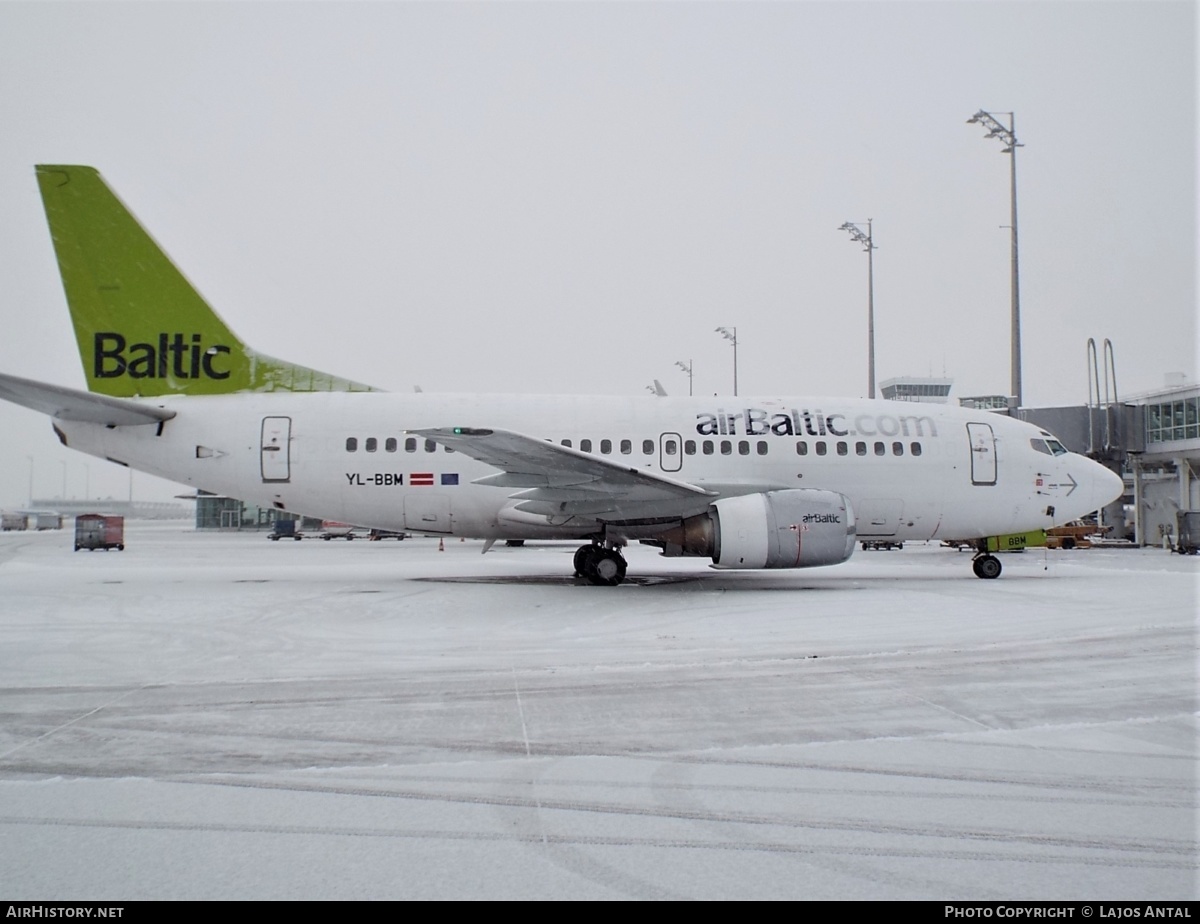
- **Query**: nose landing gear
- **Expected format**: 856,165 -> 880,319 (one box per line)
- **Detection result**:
574,543 -> 628,586
972,553 -> 1002,579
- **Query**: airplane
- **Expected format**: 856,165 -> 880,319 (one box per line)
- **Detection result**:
0,165 -> 1124,585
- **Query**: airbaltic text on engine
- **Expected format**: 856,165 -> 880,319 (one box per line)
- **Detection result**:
696,407 -> 938,438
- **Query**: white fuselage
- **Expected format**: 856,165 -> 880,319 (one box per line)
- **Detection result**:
55,392 -> 1121,544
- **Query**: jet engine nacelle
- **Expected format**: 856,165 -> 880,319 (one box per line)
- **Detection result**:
654,489 -> 855,569
712,489 -> 855,569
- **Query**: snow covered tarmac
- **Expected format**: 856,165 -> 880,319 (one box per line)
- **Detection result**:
0,524 -> 1194,899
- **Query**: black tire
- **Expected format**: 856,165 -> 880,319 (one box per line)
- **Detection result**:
973,555 -> 1002,579
573,545 -> 594,578
1062,537 -> 1076,550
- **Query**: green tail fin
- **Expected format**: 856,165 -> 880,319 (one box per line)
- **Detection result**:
36,165 -> 377,397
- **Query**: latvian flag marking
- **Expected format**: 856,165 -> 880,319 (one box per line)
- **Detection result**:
410,472 -> 434,486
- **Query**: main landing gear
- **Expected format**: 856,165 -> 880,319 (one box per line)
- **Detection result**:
971,553 -> 1002,579
574,542 -> 628,586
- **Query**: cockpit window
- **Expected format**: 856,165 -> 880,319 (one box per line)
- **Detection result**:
1035,433 -> 1070,456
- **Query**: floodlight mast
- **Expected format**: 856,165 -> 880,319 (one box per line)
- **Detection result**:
714,327 -> 738,396
968,109 -> 1024,412
675,359 -> 694,396
839,220 -> 876,399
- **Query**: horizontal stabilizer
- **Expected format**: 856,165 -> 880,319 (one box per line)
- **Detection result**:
0,371 -> 175,426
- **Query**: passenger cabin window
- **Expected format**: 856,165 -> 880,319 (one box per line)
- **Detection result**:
345,437 -> 358,452
684,440 -> 696,455
405,437 -> 417,452
815,441 -> 827,456
738,440 -> 750,455
910,442 -> 923,456
424,439 -> 436,453
620,439 -> 632,454
385,438 -> 397,452
796,441 -> 808,456
703,440 -> 714,455
837,441 -> 848,456
855,441 -> 866,456
756,441 -> 768,455
581,439 -> 592,453
600,439 -> 612,454
365,437 -> 377,452
720,440 -> 732,455
892,441 -> 903,456
664,439 -> 678,455
561,439 -> 572,448
875,441 -> 885,456
642,440 -> 654,455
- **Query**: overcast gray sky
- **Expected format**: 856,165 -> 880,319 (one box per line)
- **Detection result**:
0,1 -> 1194,507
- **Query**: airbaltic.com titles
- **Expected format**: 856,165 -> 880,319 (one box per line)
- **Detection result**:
695,407 -> 938,438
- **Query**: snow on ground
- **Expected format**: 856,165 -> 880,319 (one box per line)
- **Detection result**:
0,523 -> 1195,899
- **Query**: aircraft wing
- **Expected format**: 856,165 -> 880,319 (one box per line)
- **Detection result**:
0,372 -> 176,426
411,427 -> 716,519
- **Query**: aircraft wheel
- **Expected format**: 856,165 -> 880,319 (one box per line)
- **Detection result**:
573,544 -> 596,577
587,548 -> 627,586
973,554 -> 1002,579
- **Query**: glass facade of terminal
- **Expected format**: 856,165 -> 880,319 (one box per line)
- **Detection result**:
1145,396 -> 1199,444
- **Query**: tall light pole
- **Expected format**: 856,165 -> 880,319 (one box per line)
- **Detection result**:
675,360 -> 694,397
839,220 -> 876,399
968,109 -> 1023,411
714,327 -> 738,396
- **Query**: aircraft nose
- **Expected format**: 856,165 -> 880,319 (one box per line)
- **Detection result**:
1089,460 -> 1125,510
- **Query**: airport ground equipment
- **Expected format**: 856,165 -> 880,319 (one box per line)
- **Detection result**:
1174,511 -> 1200,555
269,519 -> 303,541
1045,521 -> 1109,550
320,521 -> 363,540
74,514 -> 124,551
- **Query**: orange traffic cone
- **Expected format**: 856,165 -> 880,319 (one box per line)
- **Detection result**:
438,538 -> 444,551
